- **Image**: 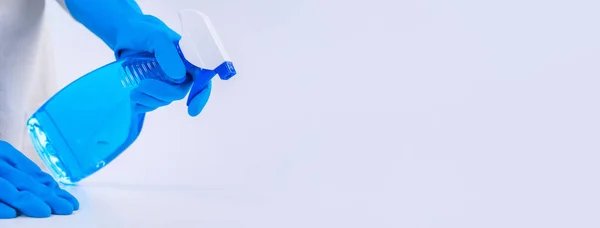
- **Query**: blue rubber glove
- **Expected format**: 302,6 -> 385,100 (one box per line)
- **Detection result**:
64,0 -> 212,116
0,141 -> 79,218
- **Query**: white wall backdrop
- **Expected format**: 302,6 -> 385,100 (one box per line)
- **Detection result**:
44,0 -> 600,227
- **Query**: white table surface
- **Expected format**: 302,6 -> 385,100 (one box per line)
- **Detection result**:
2,0 -> 600,227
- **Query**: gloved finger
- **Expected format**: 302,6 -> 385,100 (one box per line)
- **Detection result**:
0,165 -> 74,215
31,172 -> 78,211
28,170 -> 78,211
146,79 -> 191,101
0,144 -> 61,193
0,141 -> 42,174
0,143 -> 54,191
55,189 -> 79,211
131,87 -> 172,107
29,171 -> 59,190
148,32 -> 186,82
0,202 -> 17,219
188,81 -> 212,117
45,196 -> 73,215
0,177 -> 51,218
136,79 -> 191,102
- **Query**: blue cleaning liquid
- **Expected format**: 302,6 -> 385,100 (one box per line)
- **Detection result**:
27,56 -> 175,185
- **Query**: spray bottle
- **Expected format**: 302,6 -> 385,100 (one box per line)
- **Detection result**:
26,9 -> 236,185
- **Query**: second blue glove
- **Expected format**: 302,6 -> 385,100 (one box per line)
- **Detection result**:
0,141 -> 79,218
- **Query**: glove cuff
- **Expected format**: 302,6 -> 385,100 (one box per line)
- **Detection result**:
64,0 -> 144,50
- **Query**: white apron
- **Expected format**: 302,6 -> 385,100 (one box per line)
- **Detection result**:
0,0 -> 67,166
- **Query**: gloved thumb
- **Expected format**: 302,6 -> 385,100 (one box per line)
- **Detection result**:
188,81 -> 212,117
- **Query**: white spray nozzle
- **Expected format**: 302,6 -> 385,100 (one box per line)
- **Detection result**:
177,9 -> 231,71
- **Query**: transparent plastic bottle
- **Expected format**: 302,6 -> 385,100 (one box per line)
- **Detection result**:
26,9 -> 236,185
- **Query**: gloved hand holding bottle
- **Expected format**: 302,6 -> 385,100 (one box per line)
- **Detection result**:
64,0 -> 212,116
0,141 -> 79,218
26,0 -> 236,185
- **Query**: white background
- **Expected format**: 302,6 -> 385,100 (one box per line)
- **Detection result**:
8,0 -> 600,227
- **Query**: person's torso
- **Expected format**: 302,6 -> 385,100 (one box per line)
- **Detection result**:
0,0 -> 57,164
